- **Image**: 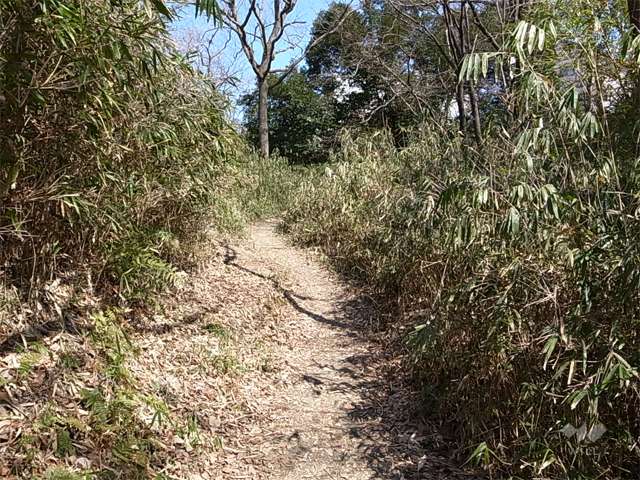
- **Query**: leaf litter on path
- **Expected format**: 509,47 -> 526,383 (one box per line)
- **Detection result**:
1,222 -> 479,479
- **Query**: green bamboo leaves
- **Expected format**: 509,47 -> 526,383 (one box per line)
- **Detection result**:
194,0 -> 220,22
459,20 -> 552,83
0,0 -> 244,299
459,52 -> 500,83
147,0 -> 172,18
513,20 -> 548,56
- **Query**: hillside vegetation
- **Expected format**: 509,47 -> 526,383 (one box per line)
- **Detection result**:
280,1 -> 640,478
3,0 -> 640,479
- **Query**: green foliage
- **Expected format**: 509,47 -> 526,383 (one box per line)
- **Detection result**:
107,231 -> 180,300
58,351 -> 83,370
90,310 -> 134,382
203,322 -> 231,344
55,428 -> 75,457
20,308 -> 182,477
17,342 -> 48,377
241,72 -> 337,163
79,387 -> 158,476
210,153 -> 301,231
306,2 -> 382,124
285,124 -> 640,478
283,3 -> 640,474
306,1 -> 442,139
0,0 -> 246,301
193,0 -> 221,22
43,468 -> 92,480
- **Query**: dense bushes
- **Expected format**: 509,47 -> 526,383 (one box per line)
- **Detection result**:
284,124 -> 640,478
282,3 -> 640,477
282,6 -> 640,473
0,0 -> 271,300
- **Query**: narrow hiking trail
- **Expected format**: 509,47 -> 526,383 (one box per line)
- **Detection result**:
0,220 -> 479,479
188,221 -> 479,480
225,221 -> 379,479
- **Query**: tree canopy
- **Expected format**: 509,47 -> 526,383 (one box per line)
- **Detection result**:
241,71 -> 337,163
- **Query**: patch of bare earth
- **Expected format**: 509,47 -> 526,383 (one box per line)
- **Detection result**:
193,221 -> 479,480
0,221 -> 479,479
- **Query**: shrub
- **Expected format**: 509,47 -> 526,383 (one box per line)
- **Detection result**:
284,123 -> 640,478
0,0 -> 247,300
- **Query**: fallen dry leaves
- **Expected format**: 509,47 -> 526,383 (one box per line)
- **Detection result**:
1,225 -> 480,480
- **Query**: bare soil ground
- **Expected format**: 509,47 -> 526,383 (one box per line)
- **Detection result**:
199,221 -> 478,480
0,221 -> 479,479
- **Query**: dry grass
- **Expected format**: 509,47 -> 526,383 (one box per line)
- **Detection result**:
0,234 -> 291,479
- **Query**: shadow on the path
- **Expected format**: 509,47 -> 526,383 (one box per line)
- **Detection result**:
0,314 -> 89,355
223,244 -> 356,331
222,242 -> 481,480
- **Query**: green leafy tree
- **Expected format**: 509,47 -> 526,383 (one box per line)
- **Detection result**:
306,3 -> 404,132
306,2 -> 451,143
241,71 -> 337,163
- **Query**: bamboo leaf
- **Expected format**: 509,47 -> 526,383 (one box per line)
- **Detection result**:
528,24 -> 537,54
543,336 -> 558,371
148,0 -> 173,19
195,0 -> 221,23
569,389 -> 588,410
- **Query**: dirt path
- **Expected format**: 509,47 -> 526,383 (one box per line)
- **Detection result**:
213,221 -> 477,480
0,220 -> 478,479
228,221 -> 377,479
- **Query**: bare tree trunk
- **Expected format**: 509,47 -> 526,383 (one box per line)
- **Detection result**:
215,0 -> 353,160
468,82 -> 483,143
456,82 -> 466,133
257,78 -> 269,159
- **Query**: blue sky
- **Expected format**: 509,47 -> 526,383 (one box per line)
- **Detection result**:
170,1 -> 333,95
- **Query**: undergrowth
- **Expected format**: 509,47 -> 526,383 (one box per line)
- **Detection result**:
0,1 -> 296,478
285,127 -> 640,479
0,0 -> 295,305
4,309 -> 176,478
282,8 -> 640,475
